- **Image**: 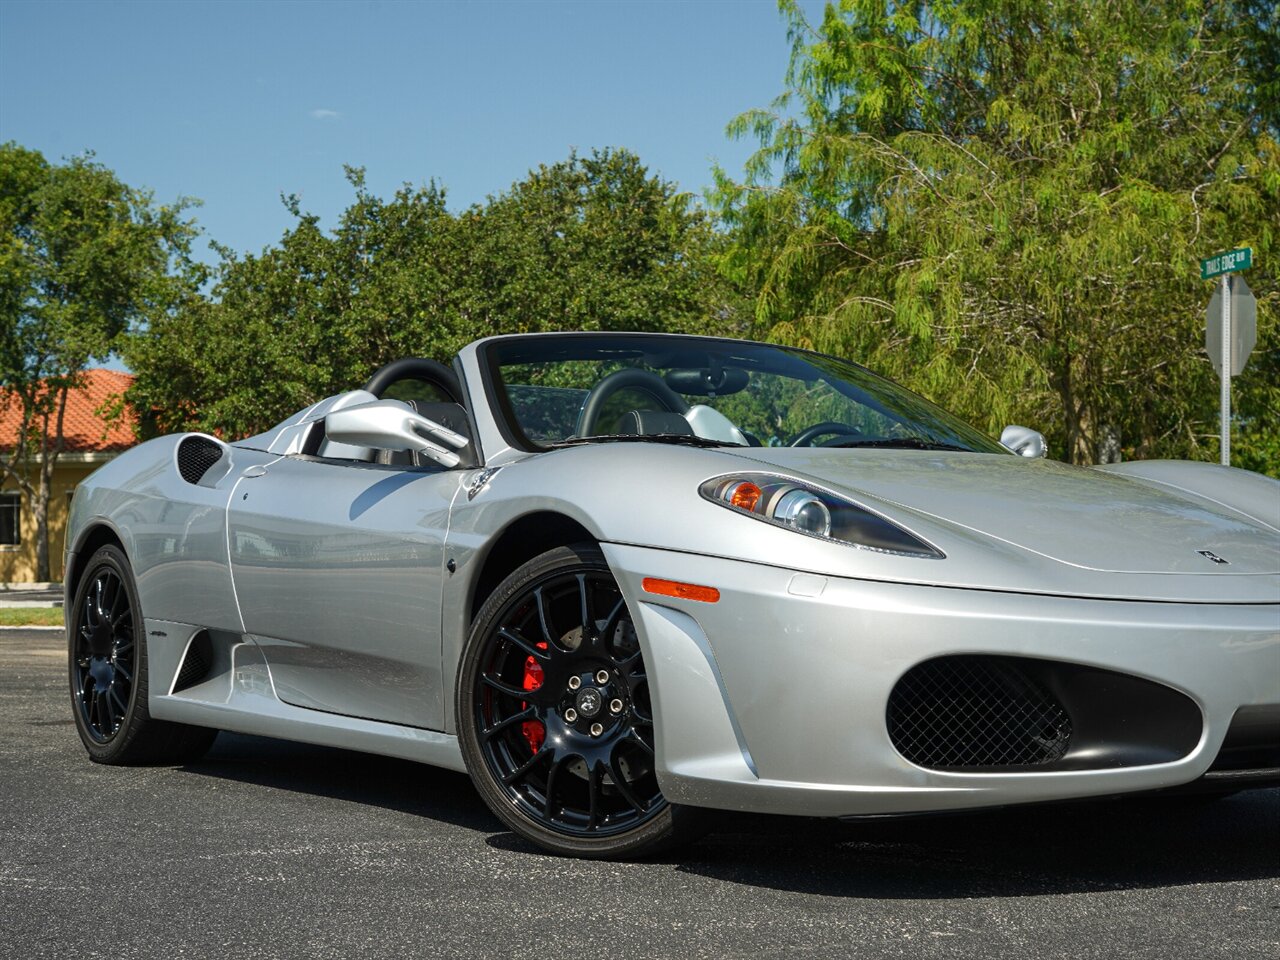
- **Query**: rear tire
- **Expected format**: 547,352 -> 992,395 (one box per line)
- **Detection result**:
68,544 -> 217,765
457,543 -> 705,859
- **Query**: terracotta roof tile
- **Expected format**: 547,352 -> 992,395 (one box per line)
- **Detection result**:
0,369 -> 137,453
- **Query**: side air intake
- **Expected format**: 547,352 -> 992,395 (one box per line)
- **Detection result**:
176,436 -> 224,485
172,631 -> 214,692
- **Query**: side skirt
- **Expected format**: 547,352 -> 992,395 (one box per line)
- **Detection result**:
145,618 -> 466,773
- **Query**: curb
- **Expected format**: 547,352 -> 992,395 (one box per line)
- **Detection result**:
0,625 -> 64,632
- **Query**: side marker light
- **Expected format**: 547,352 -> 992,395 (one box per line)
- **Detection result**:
642,577 -> 721,603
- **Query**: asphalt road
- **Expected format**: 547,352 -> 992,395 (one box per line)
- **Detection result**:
3,629 -> 1277,960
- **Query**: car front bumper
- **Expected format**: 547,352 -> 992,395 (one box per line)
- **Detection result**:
601,542 -> 1280,818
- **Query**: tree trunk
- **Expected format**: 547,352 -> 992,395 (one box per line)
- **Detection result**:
1052,360 -> 1076,465
1053,354 -> 1098,466
34,383 -> 70,584
1070,400 -> 1096,465
33,487 -> 50,583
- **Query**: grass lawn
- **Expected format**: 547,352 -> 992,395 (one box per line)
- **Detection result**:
0,607 -> 65,627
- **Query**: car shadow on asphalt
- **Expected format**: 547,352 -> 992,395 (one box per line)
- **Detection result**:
483,790 -> 1280,896
662,790 -> 1280,898
183,732 -> 1279,898
181,731 -> 499,833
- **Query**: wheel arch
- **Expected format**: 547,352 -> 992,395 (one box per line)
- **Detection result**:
467,511 -> 597,626
65,522 -> 128,609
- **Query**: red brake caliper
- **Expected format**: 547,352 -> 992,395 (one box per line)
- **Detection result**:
521,642 -> 547,753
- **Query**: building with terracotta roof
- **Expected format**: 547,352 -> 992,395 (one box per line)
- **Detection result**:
0,369 -> 136,583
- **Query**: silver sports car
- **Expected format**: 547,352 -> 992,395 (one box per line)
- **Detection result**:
66,332 -> 1280,858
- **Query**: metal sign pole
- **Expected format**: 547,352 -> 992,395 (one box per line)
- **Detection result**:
1220,273 -> 1231,466
1202,247 -> 1255,467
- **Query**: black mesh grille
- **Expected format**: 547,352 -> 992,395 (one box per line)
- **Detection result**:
176,436 -> 223,485
173,633 -> 211,691
887,656 -> 1072,769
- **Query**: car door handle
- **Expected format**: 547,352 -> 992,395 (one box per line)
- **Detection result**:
241,465 -> 269,478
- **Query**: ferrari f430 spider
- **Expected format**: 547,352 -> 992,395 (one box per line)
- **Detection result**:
66,333 -> 1280,857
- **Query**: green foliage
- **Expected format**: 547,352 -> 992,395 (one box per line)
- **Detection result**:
127,150 -> 743,438
0,142 -> 200,578
1233,315 -> 1280,474
1,143 -> 200,385
714,0 -> 1279,472
0,606 -> 64,627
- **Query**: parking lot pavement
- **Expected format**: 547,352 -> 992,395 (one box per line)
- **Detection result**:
2,629 -> 1276,960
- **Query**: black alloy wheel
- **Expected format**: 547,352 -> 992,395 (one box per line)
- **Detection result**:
72,561 -> 135,742
458,543 -> 701,858
68,544 -> 217,764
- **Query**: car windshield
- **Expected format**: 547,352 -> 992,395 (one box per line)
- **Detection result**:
484,334 -> 1008,454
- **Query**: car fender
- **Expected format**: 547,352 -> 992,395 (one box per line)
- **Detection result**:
1095,460 -> 1280,533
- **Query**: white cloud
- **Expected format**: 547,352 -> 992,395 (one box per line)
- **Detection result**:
309,109 -> 341,121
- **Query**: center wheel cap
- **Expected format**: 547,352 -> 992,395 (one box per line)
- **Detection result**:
574,687 -> 604,718
91,624 -> 113,658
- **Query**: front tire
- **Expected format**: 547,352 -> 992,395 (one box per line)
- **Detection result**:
457,543 -> 702,858
69,544 -> 217,765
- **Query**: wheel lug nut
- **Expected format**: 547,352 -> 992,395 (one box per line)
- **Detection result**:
595,669 -> 610,684
565,708 -> 578,723
568,676 -> 581,690
590,723 -> 603,737
609,699 -> 624,714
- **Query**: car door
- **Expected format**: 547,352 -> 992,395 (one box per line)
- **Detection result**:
226,453 -> 461,730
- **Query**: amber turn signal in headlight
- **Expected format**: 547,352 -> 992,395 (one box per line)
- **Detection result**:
725,480 -> 762,512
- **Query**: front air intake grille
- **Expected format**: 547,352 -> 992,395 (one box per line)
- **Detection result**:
176,436 -> 223,485
888,656 -> 1073,769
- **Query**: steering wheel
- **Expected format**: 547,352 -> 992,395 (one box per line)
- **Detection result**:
577,369 -> 689,437
789,421 -> 862,447
363,357 -> 463,404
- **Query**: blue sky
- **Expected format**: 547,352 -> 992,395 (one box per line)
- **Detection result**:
1,0 -> 822,263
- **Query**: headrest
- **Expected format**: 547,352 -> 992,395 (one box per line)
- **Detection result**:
615,410 -> 694,436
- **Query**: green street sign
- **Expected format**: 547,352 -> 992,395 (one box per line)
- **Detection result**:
1201,247 -> 1252,280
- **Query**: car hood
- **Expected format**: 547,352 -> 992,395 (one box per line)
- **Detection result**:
726,448 -> 1280,577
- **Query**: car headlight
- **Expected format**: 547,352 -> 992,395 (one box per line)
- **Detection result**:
773,488 -> 832,537
700,474 -> 944,558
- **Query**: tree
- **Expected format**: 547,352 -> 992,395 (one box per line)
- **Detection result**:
464,150 -> 737,339
0,142 -> 200,579
714,1 -> 1279,470
127,149 -> 743,439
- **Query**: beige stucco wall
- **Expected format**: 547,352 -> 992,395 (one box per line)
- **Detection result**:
0,459 -> 108,583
